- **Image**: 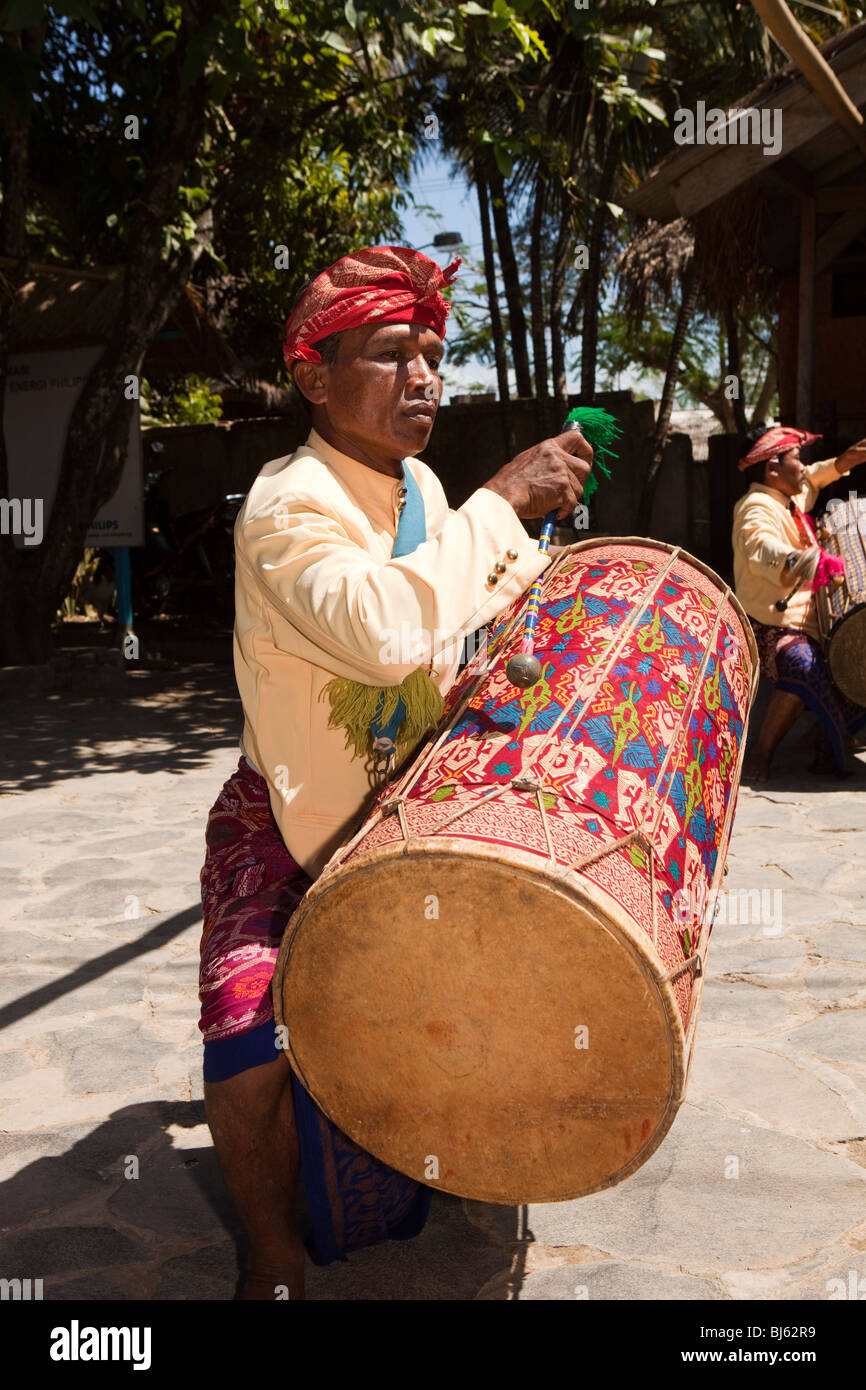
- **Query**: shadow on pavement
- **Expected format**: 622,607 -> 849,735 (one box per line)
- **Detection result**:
0,1100 -> 525,1301
741,675 -> 866,795
0,905 -> 203,1033
0,1099 -> 243,1300
0,666 -> 242,795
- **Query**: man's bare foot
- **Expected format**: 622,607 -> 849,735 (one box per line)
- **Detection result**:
745,689 -> 802,783
205,1054 -> 305,1303
237,1245 -> 306,1301
809,744 -> 849,778
742,750 -> 771,783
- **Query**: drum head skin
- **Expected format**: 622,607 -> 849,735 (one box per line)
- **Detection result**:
276,848 -> 685,1205
827,605 -> 866,707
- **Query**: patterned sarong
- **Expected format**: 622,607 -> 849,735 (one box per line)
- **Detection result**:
750,619 -> 866,772
199,757 -> 431,1264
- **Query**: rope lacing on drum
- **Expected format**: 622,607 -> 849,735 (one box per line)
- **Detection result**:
331,552 -> 747,995
510,775 -> 557,861
511,775 -> 542,792
661,953 -> 703,984
352,551 -> 684,874
529,551 -> 681,781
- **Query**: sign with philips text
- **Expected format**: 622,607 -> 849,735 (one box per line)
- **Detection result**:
4,346 -> 143,548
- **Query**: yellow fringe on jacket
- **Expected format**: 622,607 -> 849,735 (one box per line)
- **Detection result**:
320,666 -> 445,762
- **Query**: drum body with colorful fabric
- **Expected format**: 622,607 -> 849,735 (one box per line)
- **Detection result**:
817,497 -> 866,707
274,539 -> 759,1204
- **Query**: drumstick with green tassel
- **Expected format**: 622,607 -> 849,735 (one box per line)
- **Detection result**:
505,406 -> 621,689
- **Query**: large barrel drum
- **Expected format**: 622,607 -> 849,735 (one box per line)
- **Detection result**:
274,539 -> 759,1204
817,496 -> 866,707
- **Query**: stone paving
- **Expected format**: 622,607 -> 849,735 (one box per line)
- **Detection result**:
0,665 -> 864,1301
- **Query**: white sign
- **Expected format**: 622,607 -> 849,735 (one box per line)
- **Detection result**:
4,346 -> 143,548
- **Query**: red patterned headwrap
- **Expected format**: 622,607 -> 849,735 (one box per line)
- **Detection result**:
738,426 -> 821,471
283,245 -> 461,369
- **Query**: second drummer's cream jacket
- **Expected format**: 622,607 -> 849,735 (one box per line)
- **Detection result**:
731,457 -> 842,639
233,428 -> 550,877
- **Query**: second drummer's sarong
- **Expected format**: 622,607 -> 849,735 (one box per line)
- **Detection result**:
199,757 -> 432,1265
750,619 -> 866,772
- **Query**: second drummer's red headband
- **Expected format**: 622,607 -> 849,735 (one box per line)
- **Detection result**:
739,426 -> 820,471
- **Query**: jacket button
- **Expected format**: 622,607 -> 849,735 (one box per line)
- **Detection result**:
487,573 -> 499,585
506,548 -> 518,561
494,561 -> 506,574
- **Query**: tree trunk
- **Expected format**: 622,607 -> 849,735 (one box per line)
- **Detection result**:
475,162 -> 514,455
580,129 -> 620,403
529,175 -> 549,429
0,24 -> 48,665
487,161 -> 532,399
476,165 -> 510,405
724,306 -> 749,435
751,357 -> 778,427
636,260 -> 699,534
0,581 -> 55,666
550,191 -> 574,420
0,8 -> 218,663
700,386 -> 737,433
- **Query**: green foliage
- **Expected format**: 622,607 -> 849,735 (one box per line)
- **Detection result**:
4,1 -> 543,382
141,376 -> 223,428
57,546 -> 104,620
595,304 -> 778,426
427,0 -> 833,412
2,0 -> 856,406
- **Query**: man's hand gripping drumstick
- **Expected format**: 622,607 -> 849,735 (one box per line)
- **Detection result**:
483,423 -> 593,524
483,421 -> 593,688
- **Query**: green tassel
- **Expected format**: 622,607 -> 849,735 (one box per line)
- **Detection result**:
320,665 -> 445,762
564,405 -> 622,504
321,407 -> 619,763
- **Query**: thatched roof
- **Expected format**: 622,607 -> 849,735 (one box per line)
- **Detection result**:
615,217 -> 694,324
620,20 -> 866,314
617,194 -> 777,317
625,18 -> 866,222
216,377 -> 298,418
690,184 -> 777,312
0,258 -> 240,376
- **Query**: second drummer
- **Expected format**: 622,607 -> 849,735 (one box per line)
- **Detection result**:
732,424 -> 866,781
198,244 -> 593,1298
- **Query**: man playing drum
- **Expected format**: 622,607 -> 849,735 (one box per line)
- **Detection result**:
732,424 -> 866,781
198,245 -> 593,1298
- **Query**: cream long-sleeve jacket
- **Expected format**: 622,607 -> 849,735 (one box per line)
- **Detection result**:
233,428 -> 551,877
731,458 -> 842,639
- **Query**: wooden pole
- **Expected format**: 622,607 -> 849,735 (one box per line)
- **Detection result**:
796,194 -> 816,427
750,0 -> 866,158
